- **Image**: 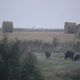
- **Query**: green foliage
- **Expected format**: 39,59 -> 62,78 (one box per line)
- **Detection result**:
71,76 -> 80,80
75,31 -> 80,39
0,37 -> 21,80
0,36 -> 44,80
78,31 -> 80,39
52,37 -> 60,51
68,68 -> 80,80
72,41 -> 80,52
20,52 -> 44,80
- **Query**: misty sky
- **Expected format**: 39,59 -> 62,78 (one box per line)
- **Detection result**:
0,0 -> 80,29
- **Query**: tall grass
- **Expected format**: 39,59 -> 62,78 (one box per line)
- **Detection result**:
0,36 -> 44,80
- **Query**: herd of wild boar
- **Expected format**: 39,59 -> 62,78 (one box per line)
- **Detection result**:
45,50 -> 80,62
64,50 -> 80,61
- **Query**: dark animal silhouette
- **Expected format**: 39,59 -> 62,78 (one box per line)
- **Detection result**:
45,51 -> 51,58
64,50 -> 75,60
74,54 -> 80,61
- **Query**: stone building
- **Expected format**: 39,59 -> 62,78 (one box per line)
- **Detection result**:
64,22 -> 77,33
64,22 -> 80,39
2,21 -> 13,33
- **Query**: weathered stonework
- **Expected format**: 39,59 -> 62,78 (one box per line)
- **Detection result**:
64,22 -> 80,39
64,22 -> 80,33
2,21 -> 13,33
64,22 -> 77,33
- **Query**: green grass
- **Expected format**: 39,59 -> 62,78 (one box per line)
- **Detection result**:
34,52 -> 80,69
33,52 -> 80,80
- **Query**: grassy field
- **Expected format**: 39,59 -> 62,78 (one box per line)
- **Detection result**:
0,30 -> 80,80
33,52 -> 80,80
0,31 -> 75,43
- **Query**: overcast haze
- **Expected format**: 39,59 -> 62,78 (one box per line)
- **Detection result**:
0,0 -> 80,29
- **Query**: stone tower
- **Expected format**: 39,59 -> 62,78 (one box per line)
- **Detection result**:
2,21 -> 13,33
64,22 -> 77,33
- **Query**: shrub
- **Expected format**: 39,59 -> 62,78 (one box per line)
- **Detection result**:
0,36 -> 44,80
